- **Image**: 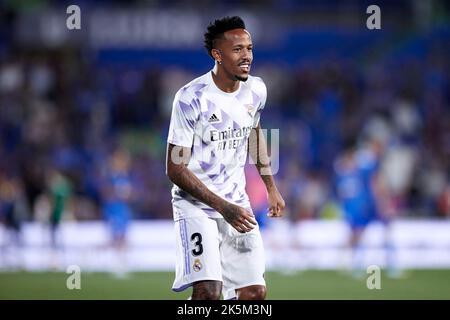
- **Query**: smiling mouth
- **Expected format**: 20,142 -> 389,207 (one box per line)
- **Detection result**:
239,64 -> 250,72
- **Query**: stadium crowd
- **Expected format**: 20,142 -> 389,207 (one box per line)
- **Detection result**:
1,3 -> 449,238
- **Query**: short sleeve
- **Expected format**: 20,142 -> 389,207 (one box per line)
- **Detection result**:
167,89 -> 199,148
252,78 -> 267,128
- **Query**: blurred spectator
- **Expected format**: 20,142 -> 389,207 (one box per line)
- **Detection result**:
0,1 -> 448,225
0,173 -> 27,247
46,168 -> 72,248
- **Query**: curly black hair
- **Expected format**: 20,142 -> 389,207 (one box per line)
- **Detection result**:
204,16 -> 246,58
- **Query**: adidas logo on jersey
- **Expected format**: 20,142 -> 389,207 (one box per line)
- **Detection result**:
208,113 -> 220,122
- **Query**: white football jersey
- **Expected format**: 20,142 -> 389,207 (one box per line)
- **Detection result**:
167,70 -> 267,220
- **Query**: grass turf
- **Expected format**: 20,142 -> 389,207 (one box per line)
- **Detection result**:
1,270 -> 449,300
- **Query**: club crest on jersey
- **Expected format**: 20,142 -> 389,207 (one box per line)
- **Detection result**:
193,258 -> 202,272
245,104 -> 255,115
208,113 -> 221,123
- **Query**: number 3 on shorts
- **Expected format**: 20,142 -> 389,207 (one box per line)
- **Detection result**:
191,232 -> 203,256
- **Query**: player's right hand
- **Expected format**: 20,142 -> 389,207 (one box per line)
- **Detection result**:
221,204 -> 257,233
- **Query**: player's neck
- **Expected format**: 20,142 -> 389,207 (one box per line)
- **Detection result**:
211,66 -> 240,93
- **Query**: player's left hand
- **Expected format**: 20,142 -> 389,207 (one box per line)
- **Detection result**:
267,188 -> 285,218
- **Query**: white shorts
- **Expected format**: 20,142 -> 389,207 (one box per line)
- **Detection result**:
172,215 -> 266,300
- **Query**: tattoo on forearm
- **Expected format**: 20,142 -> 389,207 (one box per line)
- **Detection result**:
172,165 -> 224,211
167,144 -> 225,212
260,173 -> 275,190
249,126 -> 275,188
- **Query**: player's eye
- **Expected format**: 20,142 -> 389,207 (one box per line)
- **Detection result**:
233,48 -> 241,52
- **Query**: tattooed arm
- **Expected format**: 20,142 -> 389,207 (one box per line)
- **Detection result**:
166,143 -> 256,232
248,123 -> 285,217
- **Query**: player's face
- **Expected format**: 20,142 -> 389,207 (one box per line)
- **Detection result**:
216,29 -> 253,82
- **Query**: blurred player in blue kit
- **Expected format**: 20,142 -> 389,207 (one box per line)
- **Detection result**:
101,148 -> 134,277
334,136 -> 400,277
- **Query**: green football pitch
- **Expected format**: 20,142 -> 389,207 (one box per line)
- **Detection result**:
1,270 -> 449,300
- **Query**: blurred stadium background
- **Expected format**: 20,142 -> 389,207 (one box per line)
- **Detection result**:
1,0 -> 450,299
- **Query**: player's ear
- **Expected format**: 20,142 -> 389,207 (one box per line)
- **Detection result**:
211,48 -> 222,64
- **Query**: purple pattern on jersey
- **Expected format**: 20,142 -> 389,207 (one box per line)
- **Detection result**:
168,72 -> 267,221
191,83 -> 207,93
193,138 -> 216,164
252,90 -> 260,107
197,160 -> 214,172
179,101 -> 195,127
222,165 -> 232,183
206,164 -> 225,183
206,99 -> 216,112
224,182 -> 239,200
201,207 -> 217,215
195,91 -> 203,99
179,100 -> 191,114
207,173 -> 219,181
191,97 -> 201,110
201,139 -> 209,148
